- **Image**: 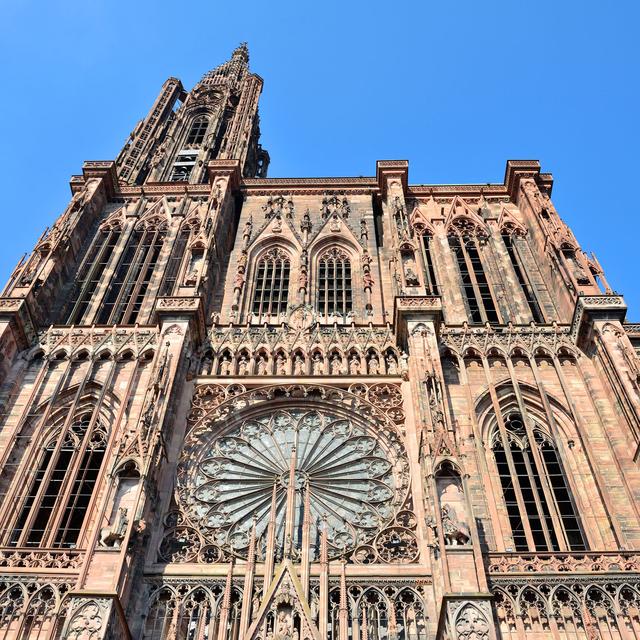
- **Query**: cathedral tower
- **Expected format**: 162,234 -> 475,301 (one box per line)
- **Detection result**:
0,46 -> 639,640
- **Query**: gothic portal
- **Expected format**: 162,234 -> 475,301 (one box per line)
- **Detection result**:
0,44 -> 639,640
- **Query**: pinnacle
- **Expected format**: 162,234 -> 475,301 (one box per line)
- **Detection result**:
198,43 -> 250,86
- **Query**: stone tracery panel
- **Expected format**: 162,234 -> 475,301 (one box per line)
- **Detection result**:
164,383 -> 416,564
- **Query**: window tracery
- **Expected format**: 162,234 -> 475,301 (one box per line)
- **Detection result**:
167,384 -> 413,565
97,218 -> 167,325
328,586 -> 428,640
501,233 -> 544,323
186,116 -> 209,146
174,405 -> 408,561
6,413 -> 108,549
317,248 -> 353,320
251,247 -> 291,320
491,413 -> 585,552
447,220 -> 499,324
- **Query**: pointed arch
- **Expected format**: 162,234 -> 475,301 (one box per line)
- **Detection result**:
250,246 -> 292,322
314,246 -> 354,321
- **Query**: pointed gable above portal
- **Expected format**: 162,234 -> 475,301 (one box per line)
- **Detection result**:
246,560 -> 321,640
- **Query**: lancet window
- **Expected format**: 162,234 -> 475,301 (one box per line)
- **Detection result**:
186,116 -> 209,146
317,247 -> 352,319
158,226 -> 191,297
448,231 -> 499,324
492,413 -> 585,552
97,222 -> 166,325
502,233 -> 544,323
7,413 -> 108,549
66,226 -> 121,324
251,247 -> 290,318
419,233 -> 439,295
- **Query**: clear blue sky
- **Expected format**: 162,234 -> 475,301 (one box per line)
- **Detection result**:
1,1 -> 638,317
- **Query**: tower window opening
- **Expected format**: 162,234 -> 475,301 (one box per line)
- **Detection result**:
170,151 -> 198,182
502,234 -> 544,323
186,117 -> 209,146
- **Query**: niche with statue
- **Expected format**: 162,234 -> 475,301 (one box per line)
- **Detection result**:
435,462 -> 471,546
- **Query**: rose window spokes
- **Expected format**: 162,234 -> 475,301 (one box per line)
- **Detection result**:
180,408 -> 407,559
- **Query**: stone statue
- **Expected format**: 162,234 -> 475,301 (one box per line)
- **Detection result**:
257,355 -> 268,375
441,504 -> 470,546
238,355 -> 249,376
293,354 -> 305,375
349,354 -> 361,375
276,354 -> 287,375
368,353 -> 380,375
386,353 -> 398,375
200,353 -> 213,375
219,355 -> 232,376
312,352 -> 324,375
330,353 -> 342,375
99,507 -> 129,548
234,271 -> 245,290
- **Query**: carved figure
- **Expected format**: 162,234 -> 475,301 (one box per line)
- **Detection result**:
238,355 -> 249,376
312,352 -> 324,375
404,264 -> 420,287
200,353 -> 213,375
234,271 -> 245,290
441,504 -> 470,546
363,271 -> 374,289
99,508 -> 129,548
349,354 -> 361,375
386,353 -> 398,375
368,353 -> 380,375
275,354 -> 287,375
330,353 -> 342,375
293,354 -> 305,375
274,609 -> 295,640
219,355 -> 232,376
257,355 -> 268,375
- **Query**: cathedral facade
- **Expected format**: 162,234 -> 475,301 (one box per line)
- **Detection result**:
0,44 -> 639,639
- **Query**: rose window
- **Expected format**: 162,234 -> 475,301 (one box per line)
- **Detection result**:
177,406 -> 408,559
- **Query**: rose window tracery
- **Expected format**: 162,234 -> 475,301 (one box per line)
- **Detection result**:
177,406 -> 409,560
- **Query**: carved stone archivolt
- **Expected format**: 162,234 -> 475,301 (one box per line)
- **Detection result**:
165,383 -> 415,564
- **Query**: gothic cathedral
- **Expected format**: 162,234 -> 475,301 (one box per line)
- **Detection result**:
0,44 -> 639,640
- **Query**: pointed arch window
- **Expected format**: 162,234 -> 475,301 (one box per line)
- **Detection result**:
317,248 -> 352,319
419,232 -> 439,295
251,248 -> 291,319
8,413 -> 107,548
97,222 -> 166,325
448,227 -> 499,324
501,233 -> 544,323
159,226 -> 191,297
66,225 -> 121,324
492,413 -> 585,552
186,116 -> 209,146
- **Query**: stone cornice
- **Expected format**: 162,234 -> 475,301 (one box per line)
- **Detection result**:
570,294 -> 627,345
154,296 -> 206,343
394,295 -> 443,344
